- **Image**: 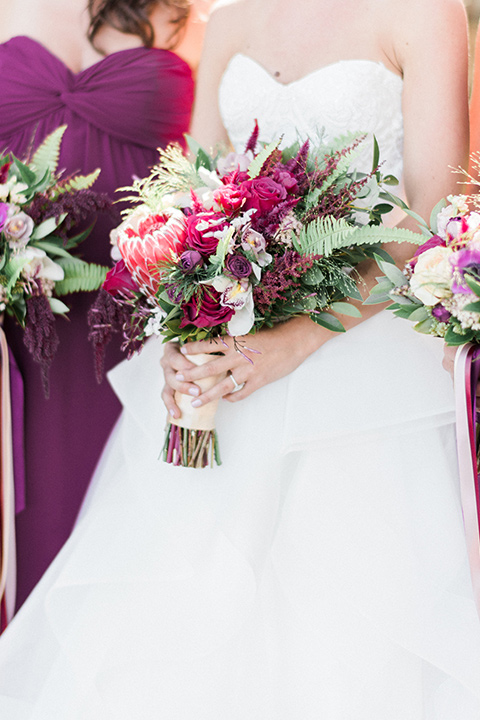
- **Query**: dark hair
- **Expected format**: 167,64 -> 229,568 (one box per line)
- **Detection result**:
87,0 -> 191,51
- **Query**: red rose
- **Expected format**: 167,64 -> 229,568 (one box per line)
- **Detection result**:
180,287 -> 234,329
242,177 -> 287,214
103,259 -> 139,296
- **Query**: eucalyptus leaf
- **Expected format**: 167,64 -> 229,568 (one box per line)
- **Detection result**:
373,254 -> 407,287
49,297 -> 70,314
464,274 -> 480,298
429,198 -> 448,234
31,213 -> 68,240
408,306 -> 430,323
329,301 -> 362,318
414,317 -> 435,334
311,311 -> 346,332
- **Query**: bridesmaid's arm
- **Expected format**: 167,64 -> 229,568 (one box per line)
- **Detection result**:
470,22 -> 480,174
162,0 -> 470,415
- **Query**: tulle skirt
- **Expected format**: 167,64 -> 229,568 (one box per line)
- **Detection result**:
0,311 -> 479,719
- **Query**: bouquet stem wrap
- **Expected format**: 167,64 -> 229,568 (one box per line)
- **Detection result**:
0,327 -> 16,631
454,344 -> 480,619
163,353 -> 225,468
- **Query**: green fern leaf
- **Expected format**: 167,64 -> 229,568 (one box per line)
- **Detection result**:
298,217 -> 422,257
247,139 -> 281,179
60,169 -> 101,192
31,125 -> 67,177
55,259 -> 107,295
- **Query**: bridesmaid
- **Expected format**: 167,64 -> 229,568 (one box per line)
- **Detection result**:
0,0 -> 195,611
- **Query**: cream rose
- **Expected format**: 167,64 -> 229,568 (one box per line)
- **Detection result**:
410,246 -> 453,306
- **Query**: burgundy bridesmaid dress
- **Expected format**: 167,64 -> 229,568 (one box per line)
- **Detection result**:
0,36 -> 193,608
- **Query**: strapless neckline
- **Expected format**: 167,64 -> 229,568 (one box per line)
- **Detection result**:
4,35 -> 188,77
226,53 -> 403,90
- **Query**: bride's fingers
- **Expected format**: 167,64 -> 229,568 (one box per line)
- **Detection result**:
161,383 -> 180,419
190,371 -> 251,408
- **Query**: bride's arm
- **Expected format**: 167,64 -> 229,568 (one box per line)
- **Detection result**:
162,0 -> 469,417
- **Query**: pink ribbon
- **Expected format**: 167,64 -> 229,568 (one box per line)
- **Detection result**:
0,326 -> 16,631
454,344 -> 480,618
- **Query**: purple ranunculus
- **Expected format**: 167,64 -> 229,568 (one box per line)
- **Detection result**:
431,305 -> 452,323
242,177 -> 287,215
180,250 -> 203,273
451,248 -> 480,294
0,203 -> 8,232
103,259 -> 139,297
225,253 -> 252,279
180,287 -> 234,329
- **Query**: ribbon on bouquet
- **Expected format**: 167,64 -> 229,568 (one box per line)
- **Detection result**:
454,343 -> 480,619
0,326 -> 17,631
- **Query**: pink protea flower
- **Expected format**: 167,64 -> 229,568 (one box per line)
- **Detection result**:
116,206 -> 187,296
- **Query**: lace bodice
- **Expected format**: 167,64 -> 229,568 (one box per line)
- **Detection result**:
219,54 -> 404,178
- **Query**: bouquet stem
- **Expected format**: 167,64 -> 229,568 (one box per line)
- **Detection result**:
163,353 -> 225,469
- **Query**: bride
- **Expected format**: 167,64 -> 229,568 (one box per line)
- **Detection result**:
1,0 -> 479,717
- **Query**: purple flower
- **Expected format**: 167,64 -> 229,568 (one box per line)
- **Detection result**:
413,235 -> 446,259
451,248 -> 480,294
226,253 -> 252,279
431,305 -> 451,323
103,259 -> 139,297
271,167 -> 299,194
0,203 -> 8,232
180,250 -> 203,273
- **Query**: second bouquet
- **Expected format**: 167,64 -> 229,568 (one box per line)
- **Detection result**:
91,127 -> 418,468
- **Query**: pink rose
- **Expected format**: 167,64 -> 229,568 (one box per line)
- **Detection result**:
180,287 -> 234,329
213,184 -> 247,215
4,211 -> 34,246
103,259 -> 139,297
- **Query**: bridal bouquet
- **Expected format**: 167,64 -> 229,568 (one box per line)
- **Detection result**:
91,126 -> 417,468
367,191 -> 480,614
366,194 -> 480,344
0,125 -> 110,394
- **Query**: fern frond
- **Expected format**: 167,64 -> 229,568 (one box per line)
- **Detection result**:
298,216 -> 422,257
31,125 -> 67,178
247,139 -> 282,179
55,259 -> 107,295
60,169 -> 101,192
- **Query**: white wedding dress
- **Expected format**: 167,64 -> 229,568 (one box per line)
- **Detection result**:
0,55 -> 479,720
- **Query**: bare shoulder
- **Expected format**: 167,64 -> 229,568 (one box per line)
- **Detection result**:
205,0 -> 250,51
378,0 -> 467,70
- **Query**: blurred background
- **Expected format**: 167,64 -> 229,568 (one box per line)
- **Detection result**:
467,0 -> 480,19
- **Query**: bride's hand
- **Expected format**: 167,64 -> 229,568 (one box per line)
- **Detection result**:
161,316 -> 330,418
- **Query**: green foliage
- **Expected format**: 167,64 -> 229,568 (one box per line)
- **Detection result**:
60,169 -> 101,192
55,259 -> 108,295
247,139 -> 281,179
31,124 -> 67,177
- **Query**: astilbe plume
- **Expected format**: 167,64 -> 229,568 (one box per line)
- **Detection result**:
283,141 -> 311,194
302,175 -> 370,225
23,293 -> 59,397
253,251 -> 316,315
254,197 -> 299,237
27,190 -> 114,239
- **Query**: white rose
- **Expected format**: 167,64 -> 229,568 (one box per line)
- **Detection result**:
410,246 -> 453,306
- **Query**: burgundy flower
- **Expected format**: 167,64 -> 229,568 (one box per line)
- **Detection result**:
180,287 -> 234,329
0,161 -> 11,185
225,253 -> 252,279
180,250 -> 203,273
186,212 -> 227,256
431,305 -> 451,323
103,259 -> 139,297
242,177 -> 287,215
271,167 -> 299,195
414,235 -> 446,258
